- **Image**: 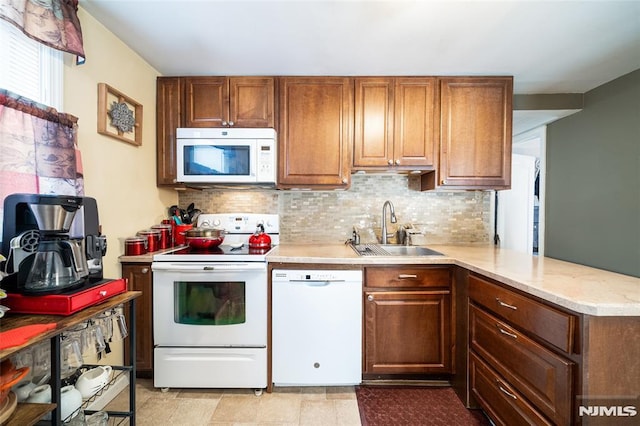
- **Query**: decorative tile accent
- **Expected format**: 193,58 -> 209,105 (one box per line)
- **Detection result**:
179,175 -> 491,244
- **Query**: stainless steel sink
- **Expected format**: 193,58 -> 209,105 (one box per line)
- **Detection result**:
351,243 -> 443,257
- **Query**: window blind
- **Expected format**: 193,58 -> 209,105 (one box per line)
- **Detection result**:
0,19 -> 63,109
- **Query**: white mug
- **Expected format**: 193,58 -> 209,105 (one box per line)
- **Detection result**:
60,384 -> 83,421
75,365 -> 112,399
12,379 -> 36,402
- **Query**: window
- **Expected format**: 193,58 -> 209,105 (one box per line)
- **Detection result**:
0,19 -> 63,109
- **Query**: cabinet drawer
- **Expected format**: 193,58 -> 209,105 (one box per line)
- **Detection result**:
470,305 -> 573,426
470,351 -> 552,426
365,266 -> 451,289
468,274 -> 576,353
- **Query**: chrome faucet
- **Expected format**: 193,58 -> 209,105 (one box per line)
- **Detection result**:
381,200 -> 397,244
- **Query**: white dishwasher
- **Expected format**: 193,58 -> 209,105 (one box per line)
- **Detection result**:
272,269 -> 363,386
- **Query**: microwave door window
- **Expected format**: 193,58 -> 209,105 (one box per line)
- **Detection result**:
184,145 -> 251,176
174,281 -> 246,325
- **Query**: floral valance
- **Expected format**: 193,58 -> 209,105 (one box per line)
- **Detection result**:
0,0 -> 85,59
0,89 -> 78,129
0,88 -> 84,203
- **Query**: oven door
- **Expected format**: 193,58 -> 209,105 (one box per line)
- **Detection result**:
152,262 -> 267,347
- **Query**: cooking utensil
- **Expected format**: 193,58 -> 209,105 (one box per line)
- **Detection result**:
184,227 -> 225,249
248,224 -> 271,249
188,208 -> 202,225
180,208 -> 189,224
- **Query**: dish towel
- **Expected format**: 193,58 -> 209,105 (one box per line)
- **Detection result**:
0,324 -> 57,350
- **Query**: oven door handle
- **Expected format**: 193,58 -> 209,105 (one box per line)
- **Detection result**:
152,262 -> 266,272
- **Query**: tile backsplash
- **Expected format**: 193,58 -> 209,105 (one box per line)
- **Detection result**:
179,174 -> 491,244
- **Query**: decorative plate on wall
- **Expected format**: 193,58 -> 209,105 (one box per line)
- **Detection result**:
97,83 -> 143,146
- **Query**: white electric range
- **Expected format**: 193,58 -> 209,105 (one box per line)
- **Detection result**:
151,213 -> 278,392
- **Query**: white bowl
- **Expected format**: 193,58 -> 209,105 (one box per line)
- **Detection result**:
60,385 -> 83,420
26,384 -> 52,420
26,384 -> 51,404
75,366 -> 112,399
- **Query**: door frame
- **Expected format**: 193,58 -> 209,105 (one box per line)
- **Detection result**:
493,125 -> 546,256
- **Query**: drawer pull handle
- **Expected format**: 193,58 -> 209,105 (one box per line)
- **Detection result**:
497,383 -> 518,400
141,267 -> 149,274
497,326 -> 518,339
398,274 -> 418,279
496,297 -> 518,310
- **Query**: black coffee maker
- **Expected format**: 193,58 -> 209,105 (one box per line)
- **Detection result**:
1,193 -> 107,294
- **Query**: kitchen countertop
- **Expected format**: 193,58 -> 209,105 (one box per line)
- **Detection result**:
268,244 -> 640,317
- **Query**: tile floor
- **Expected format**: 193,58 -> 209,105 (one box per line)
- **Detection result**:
105,379 -> 362,425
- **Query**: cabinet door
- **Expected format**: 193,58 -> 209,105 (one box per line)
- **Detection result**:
229,77 -> 275,128
353,77 -> 437,170
353,78 -> 394,168
277,77 -> 353,188
364,290 -> 451,374
394,77 -> 437,168
184,77 -> 228,127
122,263 -> 153,376
156,77 -> 183,186
439,77 -> 513,189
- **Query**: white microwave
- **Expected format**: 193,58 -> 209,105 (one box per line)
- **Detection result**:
176,128 -> 277,184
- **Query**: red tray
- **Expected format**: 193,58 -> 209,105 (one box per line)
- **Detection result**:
3,278 -> 127,315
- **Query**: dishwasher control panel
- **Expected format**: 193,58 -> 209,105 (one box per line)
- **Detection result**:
272,270 -> 361,282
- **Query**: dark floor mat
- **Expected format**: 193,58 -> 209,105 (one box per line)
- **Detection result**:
355,386 -> 491,426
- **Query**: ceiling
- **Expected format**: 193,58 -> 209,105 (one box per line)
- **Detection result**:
78,0 -> 640,134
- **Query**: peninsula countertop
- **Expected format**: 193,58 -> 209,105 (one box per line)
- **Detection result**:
267,243 -> 640,317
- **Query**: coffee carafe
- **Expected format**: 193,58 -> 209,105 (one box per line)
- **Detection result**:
23,196 -> 89,294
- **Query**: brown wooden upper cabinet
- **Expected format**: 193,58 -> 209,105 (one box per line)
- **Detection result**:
353,77 -> 437,170
183,76 -> 275,128
438,77 -> 513,189
156,77 -> 183,186
156,76 -> 275,187
277,77 -> 353,189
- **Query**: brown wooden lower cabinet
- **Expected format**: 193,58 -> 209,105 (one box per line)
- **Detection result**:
470,352 -> 552,426
470,304 -> 574,425
364,289 -> 452,375
122,262 -> 154,377
363,266 -> 453,376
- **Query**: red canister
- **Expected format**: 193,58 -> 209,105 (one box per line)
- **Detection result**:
137,229 -> 162,253
151,224 -> 172,249
124,236 -> 147,256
